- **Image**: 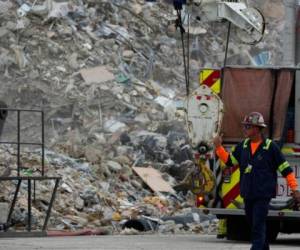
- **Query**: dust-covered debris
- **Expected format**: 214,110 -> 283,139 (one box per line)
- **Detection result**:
0,0 -> 288,234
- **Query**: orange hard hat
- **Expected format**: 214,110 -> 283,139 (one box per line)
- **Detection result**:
242,112 -> 267,128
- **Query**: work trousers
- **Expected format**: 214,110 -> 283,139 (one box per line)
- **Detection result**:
244,198 -> 271,250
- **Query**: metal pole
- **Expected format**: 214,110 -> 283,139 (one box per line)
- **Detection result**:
42,179 -> 60,231
41,111 -> 45,176
27,179 -> 32,232
221,22 -> 232,94
269,69 -> 279,139
6,180 -> 21,228
17,111 -> 20,176
223,22 -> 231,68
33,180 -> 36,202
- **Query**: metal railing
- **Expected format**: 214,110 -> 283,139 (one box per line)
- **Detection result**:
0,108 -> 45,176
0,108 -> 61,236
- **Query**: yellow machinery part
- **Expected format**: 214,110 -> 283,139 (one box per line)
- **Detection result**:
190,159 -> 216,195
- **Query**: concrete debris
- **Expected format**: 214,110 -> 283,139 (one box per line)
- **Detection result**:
121,209 -> 218,234
17,3 -> 32,17
104,119 -> 128,133
0,0 -> 288,235
0,0 -> 13,14
0,203 -> 9,224
120,227 -> 140,235
132,167 -> 175,193
80,66 -> 115,85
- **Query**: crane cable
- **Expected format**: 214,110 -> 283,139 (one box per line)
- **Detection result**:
174,6 -> 217,195
175,8 -> 190,97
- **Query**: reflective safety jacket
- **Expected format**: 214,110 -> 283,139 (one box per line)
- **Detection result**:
226,138 -> 293,199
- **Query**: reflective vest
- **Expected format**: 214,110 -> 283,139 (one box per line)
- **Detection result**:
226,138 -> 293,199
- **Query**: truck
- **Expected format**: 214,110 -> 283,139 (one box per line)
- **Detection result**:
146,0 -> 300,240
192,66 -> 300,241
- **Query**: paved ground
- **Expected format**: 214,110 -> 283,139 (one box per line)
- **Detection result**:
0,234 -> 300,250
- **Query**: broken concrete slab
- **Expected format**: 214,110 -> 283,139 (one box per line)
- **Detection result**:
80,66 -> 115,85
132,167 -> 175,194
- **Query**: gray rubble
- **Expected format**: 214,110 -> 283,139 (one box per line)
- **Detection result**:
0,0 -> 288,234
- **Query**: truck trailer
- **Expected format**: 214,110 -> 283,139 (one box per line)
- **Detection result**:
193,67 -> 300,241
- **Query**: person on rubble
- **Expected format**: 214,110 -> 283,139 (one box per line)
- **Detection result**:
213,111 -> 300,250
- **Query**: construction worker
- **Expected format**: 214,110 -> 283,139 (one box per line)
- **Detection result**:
213,112 -> 300,250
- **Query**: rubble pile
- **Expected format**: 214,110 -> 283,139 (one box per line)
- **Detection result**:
0,0 -> 287,234
0,146 -> 216,234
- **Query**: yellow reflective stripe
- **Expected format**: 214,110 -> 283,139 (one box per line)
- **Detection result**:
226,195 -> 243,209
278,161 -> 290,173
221,168 -> 240,197
245,166 -> 252,174
199,69 -> 213,85
243,139 -> 249,148
263,139 -> 272,150
230,154 -> 238,165
211,79 -> 221,94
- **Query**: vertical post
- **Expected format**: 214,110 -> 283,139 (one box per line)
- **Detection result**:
17,110 -> 21,176
6,179 -> 21,228
223,22 -> 231,69
221,21 -> 232,96
269,69 -> 279,139
27,179 -> 32,232
43,179 -> 60,231
41,111 -> 45,176
33,180 -> 36,202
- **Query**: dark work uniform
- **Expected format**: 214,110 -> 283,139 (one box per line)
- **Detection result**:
225,138 -> 293,250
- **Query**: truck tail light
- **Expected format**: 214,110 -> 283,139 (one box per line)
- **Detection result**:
196,195 -> 205,207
